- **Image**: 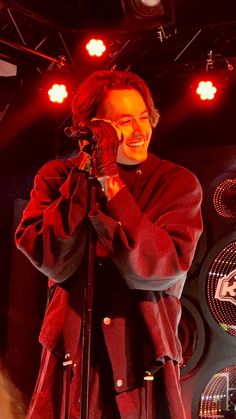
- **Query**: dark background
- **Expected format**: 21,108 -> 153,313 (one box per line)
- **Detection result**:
1,1 -> 236,417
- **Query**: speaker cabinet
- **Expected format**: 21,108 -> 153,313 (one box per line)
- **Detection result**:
162,145 -> 236,419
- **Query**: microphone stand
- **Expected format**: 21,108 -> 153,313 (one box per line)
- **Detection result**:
79,138 -> 98,419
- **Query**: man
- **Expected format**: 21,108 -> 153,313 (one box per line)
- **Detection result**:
15,69 -> 203,418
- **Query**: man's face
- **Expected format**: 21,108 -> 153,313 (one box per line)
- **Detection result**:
98,88 -> 152,165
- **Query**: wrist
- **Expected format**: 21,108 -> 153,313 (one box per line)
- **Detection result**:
98,174 -> 124,200
70,152 -> 90,172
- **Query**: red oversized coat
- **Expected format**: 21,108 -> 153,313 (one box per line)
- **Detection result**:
15,152 -> 203,418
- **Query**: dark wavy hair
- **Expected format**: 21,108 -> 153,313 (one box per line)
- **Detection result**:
72,69 -> 159,128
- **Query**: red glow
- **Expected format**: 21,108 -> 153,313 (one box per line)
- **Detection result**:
48,83 -> 68,103
196,80 -> 217,100
86,39 -> 106,57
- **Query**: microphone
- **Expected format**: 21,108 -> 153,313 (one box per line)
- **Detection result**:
64,125 -> 94,142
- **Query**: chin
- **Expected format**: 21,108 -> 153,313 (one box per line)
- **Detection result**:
117,149 -> 148,165
131,152 -> 148,162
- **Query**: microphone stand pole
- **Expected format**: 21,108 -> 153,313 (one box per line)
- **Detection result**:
80,140 -> 98,419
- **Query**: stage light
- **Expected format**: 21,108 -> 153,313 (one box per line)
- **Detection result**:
121,0 -> 175,27
48,83 -> 68,104
0,59 -> 18,123
86,39 -> 106,57
196,81 -> 217,101
130,0 -> 164,16
141,0 -> 161,4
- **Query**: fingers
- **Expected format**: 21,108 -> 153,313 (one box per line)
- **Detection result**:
91,118 -> 124,144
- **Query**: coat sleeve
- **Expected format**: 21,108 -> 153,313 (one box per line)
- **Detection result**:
15,160 -> 89,281
89,167 -> 203,293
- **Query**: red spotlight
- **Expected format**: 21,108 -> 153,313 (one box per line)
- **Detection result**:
86,38 -> 106,57
196,80 -> 217,101
48,83 -> 68,104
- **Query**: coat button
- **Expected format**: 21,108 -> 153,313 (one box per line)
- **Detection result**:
116,379 -> 123,388
103,317 -> 111,325
62,353 -> 73,366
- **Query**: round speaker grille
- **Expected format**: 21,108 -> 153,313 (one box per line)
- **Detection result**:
179,297 -> 205,376
199,365 -> 236,418
207,240 -> 236,336
213,178 -> 236,220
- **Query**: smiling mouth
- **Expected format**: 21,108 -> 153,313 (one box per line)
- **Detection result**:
127,140 -> 145,148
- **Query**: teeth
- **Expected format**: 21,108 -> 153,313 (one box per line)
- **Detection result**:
128,141 -> 145,147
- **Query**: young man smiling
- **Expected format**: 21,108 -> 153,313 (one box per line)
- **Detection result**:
97,88 -> 152,165
15,70 -> 203,418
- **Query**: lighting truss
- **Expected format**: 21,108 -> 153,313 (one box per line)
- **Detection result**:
0,0 -> 75,66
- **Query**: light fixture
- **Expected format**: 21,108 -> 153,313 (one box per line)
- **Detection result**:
48,83 -> 68,104
0,59 -> 18,122
141,0 -> 161,4
196,80 -> 217,101
128,0 -> 164,17
86,39 -> 106,57
121,0 -> 175,28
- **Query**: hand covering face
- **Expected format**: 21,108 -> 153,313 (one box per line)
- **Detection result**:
87,119 -> 120,177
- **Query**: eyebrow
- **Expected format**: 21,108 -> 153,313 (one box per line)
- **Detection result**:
117,110 -> 148,118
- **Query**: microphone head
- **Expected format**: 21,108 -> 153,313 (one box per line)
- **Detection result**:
64,126 -> 74,138
64,125 -> 94,141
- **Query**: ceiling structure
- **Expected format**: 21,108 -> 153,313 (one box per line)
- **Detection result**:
1,0 -> 236,78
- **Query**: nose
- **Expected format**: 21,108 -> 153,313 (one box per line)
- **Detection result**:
132,118 -> 144,134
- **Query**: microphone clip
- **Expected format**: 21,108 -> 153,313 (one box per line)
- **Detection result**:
64,125 -> 97,154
